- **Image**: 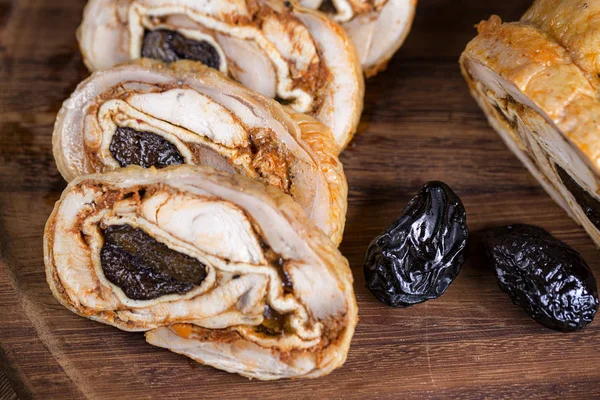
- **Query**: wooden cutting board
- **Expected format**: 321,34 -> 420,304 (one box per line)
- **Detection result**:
2,0 -> 600,398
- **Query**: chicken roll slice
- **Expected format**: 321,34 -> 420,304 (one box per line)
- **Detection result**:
78,0 -> 364,150
460,14 -> 600,246
44,165 -> 358,380
53,60 -> 347,245
298,0 -> 417,77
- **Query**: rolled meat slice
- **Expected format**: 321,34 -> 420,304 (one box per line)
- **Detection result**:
298,0 -> 417,77
460,7 -> 600,247
53,59 -> 347,245
44,165 -> 358,380
77,0 -> 364,149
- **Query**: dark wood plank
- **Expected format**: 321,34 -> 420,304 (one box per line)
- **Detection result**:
2,0 -> 600,398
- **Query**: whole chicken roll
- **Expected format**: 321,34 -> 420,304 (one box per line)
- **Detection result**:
53,60 -> 347,245
78,0 -> 364,149
44,166 -> 358,380
460,1 -> 600,247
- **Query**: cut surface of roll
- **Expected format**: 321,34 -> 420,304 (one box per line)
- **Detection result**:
78,0 -> 364,149
53,59 -> 347,245
298,0 -> 416,76
44,165 -> 358,380
460,7 -> 600,247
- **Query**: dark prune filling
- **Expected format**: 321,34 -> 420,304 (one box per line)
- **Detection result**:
317,0 -> 337,13
256,305 -> 287,336
556,164 -> 600,231
142,29 -> 221,69
100,225 -> 207,300
109,126 -> 185,169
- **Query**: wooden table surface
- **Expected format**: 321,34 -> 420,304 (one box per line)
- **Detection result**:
0,370 -> 17,400
2,0 -> 600,398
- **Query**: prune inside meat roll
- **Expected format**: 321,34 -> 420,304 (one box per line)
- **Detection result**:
77,0 -> 364,149
53,60 -> 347,245
44,165 -> 358,380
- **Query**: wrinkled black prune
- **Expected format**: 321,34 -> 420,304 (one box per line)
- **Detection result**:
364,181 -> 468,307
142,29 -> 221,69
101,225 -> 207,300
482,224 -> 598,332
110,126 -> 185,169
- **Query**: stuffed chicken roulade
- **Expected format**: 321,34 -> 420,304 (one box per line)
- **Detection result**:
298,0 -> 417,77
460,1 -> 600,247
53,59 -> 347,245
44,165 -> 358,380
78,0 -> 364,149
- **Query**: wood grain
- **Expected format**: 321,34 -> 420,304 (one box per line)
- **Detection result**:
1,0 -> 600,398
0,368 -> 18,400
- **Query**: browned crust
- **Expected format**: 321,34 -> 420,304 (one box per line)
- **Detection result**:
286,109 -> 348,245
459,10 -> 600,247
522,0 -> 600,92
460,15 -> 600,175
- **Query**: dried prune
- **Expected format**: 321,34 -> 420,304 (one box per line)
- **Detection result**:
101,225 -> 207,300
364,181 -> 468,307
142,29 -> 221,69
482,224 -> 598,332
110,126 -> 185,169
